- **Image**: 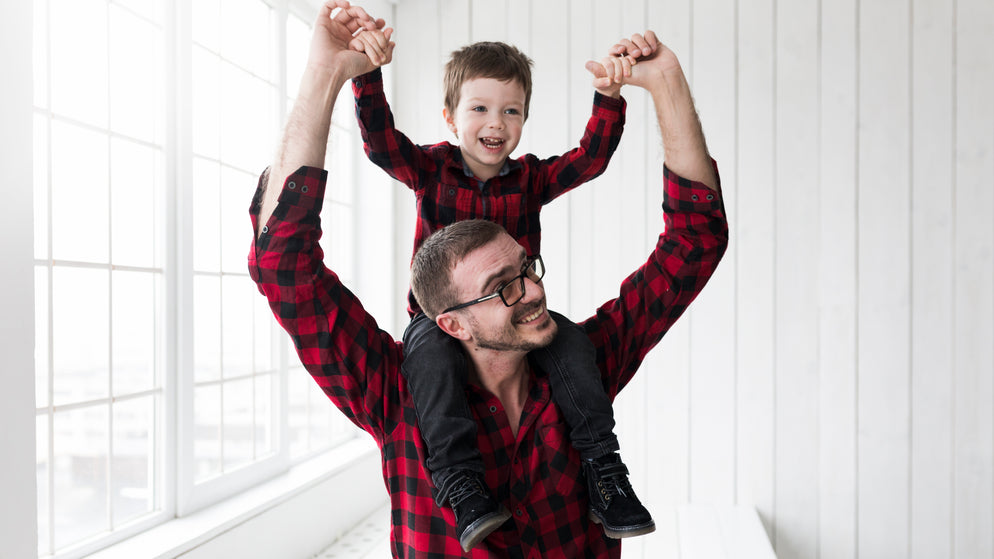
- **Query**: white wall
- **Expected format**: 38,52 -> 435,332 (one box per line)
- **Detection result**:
0,1 -> 40,557
385,1 -> 994,558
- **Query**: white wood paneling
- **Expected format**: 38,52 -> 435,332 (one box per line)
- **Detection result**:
386,1 -> 994,558
858,0 -> 912,556
954,0 -> 994,557
910,0 -> 955,557
818,0 -> 859,557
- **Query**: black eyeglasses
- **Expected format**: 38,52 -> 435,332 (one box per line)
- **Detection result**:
442,255 -> 545,314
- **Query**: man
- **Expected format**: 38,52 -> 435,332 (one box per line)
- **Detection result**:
249,2 -> 727,556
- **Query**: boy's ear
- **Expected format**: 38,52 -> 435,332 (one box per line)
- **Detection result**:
435,312 -> 470,341
442,107 -> 458,136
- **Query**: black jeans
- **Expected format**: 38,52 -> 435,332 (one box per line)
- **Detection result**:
401,310 -> 620,506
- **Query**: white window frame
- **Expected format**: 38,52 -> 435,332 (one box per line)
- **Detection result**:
30,0 -> 398,556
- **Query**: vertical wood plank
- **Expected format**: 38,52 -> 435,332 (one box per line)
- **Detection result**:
954,0 -> 994,556
735,0 -> 776,543
818,0 -> 859,557
910,0 -> 956,557
857,0 -> 912,556
688,0 -> 738,507
526,0 -> 572,318
773,0 -> 821,556
470,0 -> 508,42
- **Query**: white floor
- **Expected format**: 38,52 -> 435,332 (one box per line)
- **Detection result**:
312,504 -> 776,559
312,504 -> 392,559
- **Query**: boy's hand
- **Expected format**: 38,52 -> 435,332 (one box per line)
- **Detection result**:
585,30 -> 661,96
351,27 -> 395,67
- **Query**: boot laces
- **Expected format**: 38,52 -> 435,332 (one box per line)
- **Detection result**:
448,476 -> 485,508
596,463 -> 633,499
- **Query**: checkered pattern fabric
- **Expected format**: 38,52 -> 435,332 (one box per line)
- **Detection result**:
352,69 -> 627,314
248,162 -> 727,558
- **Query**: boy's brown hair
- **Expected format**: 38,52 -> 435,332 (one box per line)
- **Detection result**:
443,41 -> 534,120
411,220 -> 506,320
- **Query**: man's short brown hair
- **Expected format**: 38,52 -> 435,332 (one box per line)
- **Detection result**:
443,41 -> 534,120
411,220 -> 507,320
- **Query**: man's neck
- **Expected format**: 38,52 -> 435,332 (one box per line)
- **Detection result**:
465,348 -> 530,435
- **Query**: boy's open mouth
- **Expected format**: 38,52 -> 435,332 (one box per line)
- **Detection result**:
480,137 -> 504,149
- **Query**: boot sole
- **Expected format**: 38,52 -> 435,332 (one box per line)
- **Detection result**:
589,510 -> 657,539
460,506 -> 512,552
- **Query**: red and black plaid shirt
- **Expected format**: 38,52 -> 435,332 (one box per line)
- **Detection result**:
248,162 -> 727,558
352,69 -> 627,313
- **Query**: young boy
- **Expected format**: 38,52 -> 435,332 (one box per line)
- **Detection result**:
350,28 -> 654,552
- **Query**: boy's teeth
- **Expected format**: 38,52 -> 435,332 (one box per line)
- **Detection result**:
481,138 -> 504,148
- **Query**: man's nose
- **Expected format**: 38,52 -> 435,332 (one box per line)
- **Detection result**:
520,275 -> 544,302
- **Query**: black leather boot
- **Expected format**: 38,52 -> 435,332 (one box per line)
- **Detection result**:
584,453 -> 656,538
448,473 -> 512,552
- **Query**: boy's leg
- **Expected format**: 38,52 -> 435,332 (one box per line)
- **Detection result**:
401,313 -> 510,551
533,311 -> 655,539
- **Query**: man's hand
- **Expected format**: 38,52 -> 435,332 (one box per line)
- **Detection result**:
586,31 -> 684,94
306,1 -> 392,80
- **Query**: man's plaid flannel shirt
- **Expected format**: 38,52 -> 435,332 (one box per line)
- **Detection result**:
352,68 -> 627,314
248,160 -> 727,558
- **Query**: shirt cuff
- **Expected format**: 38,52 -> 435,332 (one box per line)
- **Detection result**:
592,91 -> 627,119
249,166 -> 328,222
352,67 -> 384,90
662,159 -> 723,212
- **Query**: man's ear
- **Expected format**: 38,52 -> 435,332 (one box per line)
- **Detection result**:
436,312 -> 471,341
442,107 -> 458,137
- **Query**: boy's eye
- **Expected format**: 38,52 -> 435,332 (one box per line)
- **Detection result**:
471,106 -> 487,112
504,108 -> 520,115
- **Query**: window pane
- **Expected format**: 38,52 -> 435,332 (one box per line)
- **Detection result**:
34,0 -> 49,109
192,0 -> 221,53
110,6 -> 164,143
328,203 -> 354,282
33,114 -> 49,260
192,46 -> 221,159
194,275 -> 221,382
113,396 -> 155,525
219,0 -> 272,79
51,120 -> 109,263
285,14 -> 310,101
254,373 -> 274,457
53,267 -> 110,406
111,138 -> 159,268
50,0 -> 108,127
53,405 -> 109,550
220,165 -> 254,274
222,378 -> 253,471
194,384 -> 221,482
221,275 -> 253,378
36,268 -> 50,408
113,270 -> 157,395
288,365 -> 309,458
114,0 -> 165,26
219,61 -> 276,172
37,415 -> 50,555
253,295 -> 275,372
192,157 -> 221,272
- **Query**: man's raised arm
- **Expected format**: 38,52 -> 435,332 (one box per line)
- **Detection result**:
588,31 -> 717,190
256,0 -> 393,235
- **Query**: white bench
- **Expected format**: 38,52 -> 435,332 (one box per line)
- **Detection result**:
314,504 -> 776,558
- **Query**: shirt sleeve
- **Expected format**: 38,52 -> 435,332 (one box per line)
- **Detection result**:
352,68 -> 435,192
248,166 -> 404,441
580,160 -> 728,397
530,92 -> 626,203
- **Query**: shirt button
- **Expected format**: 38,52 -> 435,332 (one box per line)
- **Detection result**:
448,188 -> 456,196
301,185 -> 309,193
288,181 -> 296,189
515,508 -> 523,516
489,405 -> 497,413
261,225 -> 269,234
691,194 -> 699,201
706,193 -> 714,200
